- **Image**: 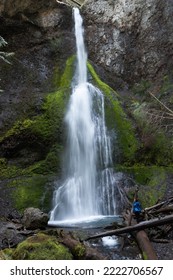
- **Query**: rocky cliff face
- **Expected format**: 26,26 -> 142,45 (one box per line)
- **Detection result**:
1,0 -> 64,26
83,0 -> 173,84
0,0 -> 74,132
0,0 -> 76,214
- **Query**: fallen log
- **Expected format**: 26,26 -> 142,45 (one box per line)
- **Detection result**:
135,230 -> 158,259
123,210 -> 158,259
150,206 -> 173,215
56,230 -> 107,260
144,197 -> 173,212
85,214 -> 173,241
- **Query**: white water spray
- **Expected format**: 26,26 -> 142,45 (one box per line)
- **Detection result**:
49,8 -> 117,224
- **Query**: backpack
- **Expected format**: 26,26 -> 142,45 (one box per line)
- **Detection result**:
133,201 -> 142,213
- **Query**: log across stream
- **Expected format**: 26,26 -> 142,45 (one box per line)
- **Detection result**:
86,214 -> 173,241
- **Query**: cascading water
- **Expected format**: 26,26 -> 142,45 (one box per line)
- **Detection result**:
49,8 -> 118,225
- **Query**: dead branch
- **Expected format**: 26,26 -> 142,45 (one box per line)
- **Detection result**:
151,239 -> 170,243
148,91 -> 173,116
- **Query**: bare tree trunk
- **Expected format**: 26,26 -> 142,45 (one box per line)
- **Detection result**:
134,230 -> 158,259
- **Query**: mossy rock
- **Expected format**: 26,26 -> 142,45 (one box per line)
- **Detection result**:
0,56 -> 76,214
87,62 -> 138,163
0,250 -> 7,260
72,243 -> 86,259
0,249 -> 13,260
11,233 -> 73,260
0,56 -> 75,164
7,175 -> 55,213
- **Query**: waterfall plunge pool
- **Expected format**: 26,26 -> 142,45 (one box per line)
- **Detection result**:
48,215 -> 123,229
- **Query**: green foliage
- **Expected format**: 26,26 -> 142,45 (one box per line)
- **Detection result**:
132,101 -> 173,165
132,79 -> 151,96
11,233 -> 73,260
118,165 -> 167,208
159,75 -> 173,98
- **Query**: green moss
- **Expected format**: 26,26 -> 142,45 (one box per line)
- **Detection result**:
0,157 -> 7,165
29,144 -> 63,175
73,243 -> 86,259
87,62 -> 118,98
142,251 -> 148,260
0,249 -> 13,260
0,119 -> 34,142
60,55 -> 75,88
0,159 -> 23,180
0,56 -> 77,212
0,55 -> 75,147
52,65 -> 61,89
7,174 -> 55,212
87,62 -> 138,162
31,90 -> 68,144
0,147 -> 63,213
0,56 -> 75,177
11,233 -> 73,260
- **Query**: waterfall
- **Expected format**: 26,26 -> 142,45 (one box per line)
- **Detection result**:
49,8 -> 117,224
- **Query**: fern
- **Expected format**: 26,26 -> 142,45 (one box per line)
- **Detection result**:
0,36 -> 14,92
0,36 -> 7,47
0,36 -> 14,64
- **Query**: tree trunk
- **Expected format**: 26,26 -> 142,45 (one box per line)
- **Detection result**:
134,230 -> 158,259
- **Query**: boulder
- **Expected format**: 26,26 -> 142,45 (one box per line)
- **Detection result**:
11,233 -> 73,260
22,207 -> 49,229
0,221 -> 24,249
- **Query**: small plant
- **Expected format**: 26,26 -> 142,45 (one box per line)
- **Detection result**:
0,36 -> 14,64
0,36 -> 14,92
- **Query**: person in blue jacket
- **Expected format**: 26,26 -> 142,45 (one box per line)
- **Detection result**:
133,199 -> 142,222
132,187 -> 142,223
